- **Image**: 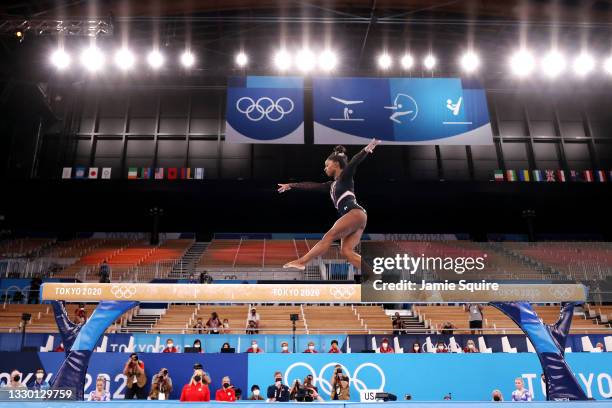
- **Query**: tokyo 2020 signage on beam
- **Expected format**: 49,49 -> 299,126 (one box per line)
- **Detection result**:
225,76 -> 304,143
313,77 -> 493,145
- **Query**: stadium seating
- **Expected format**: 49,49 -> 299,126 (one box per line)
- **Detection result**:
0,238 -> 55,257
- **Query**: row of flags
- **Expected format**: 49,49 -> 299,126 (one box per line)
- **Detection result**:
61,167 -> 205,180
494,169 -> 610,182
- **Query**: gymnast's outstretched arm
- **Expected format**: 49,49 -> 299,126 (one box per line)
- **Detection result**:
342,139 -> 381,179
277,181 -> 332,193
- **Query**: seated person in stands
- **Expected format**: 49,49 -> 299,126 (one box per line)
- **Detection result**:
392,312 -> 403,335
247,340 -> 264,353
411,342 -> 421,353
511,378 -> 532,402
193,317 -> 205,334
74,303 -> 87,324
328,339 -> 342,353
192,339 -> 203,353
280,341 -> 290,353
246,320 -> 258,335
440,321 -> 456,335
222,318 -> 231,334
267,372 -> 290,402
206,312 -> 222,334
149,368 -> 172,400
491,389 -> 504,402
162,339 -> 178,353
235,388 -> 243,400
303,341 -> 318,353
248,385 -> 265,400
180,369 -> 210,402
246,308 -> 260,334
31,368 -> 50,390
435,342 -> 448,353
595,342 -> 605,352
87,376 -> 111,401
221,342 -> 231,352
2,370 -> 26,389
463,339 -> 479,353
215,376 -> 236,402
378,338 -> 394,353
54,342 -> 65,352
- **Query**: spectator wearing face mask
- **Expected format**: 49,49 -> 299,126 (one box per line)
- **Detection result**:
247,308 -> 260,334
222,319 -> 231,334
215,376 -> 236,402
162,339 -> 178,353
328,340 -> 342,353
435,342 -> 448,353
192,340 -> 204,353
511,378 -> 532,402
247,340 -> 264,353
280,341 -> 290,353
3,369 -> 26,389
87,376 -> 111,401
379,338 -> 394,353
491,389 -> 504,402
193,317 -> 205,334
180,369 -> 210,402
463,339 -> 479,353
411,342 -> 421,353
267,371 -> 290,402
221,342 -> 232,352
206,312 -> 222,334
249,385 -> 265,400
303,341 -> 318,353
31,368 -> 50,390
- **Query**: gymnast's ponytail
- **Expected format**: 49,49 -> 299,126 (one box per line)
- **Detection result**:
327,145 -> 348,168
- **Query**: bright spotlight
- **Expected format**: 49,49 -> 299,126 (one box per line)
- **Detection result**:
573,53 -> 595,77
423,54 -> 436,70
147,50 -> 164,69
235,52 -> 248,67
180,51 -> 195,68
80,47 -> 104,73
295,49 -> 316,72
377,53 -> 392,70
541,50 -> 566,78
460,52 -> 480,73
50,49 -> 71,70
509,49 -> 535,77
114,48 -> 135,71
604,56 -> 612,75
400,54 -> 414,70
318,50 -> 337,71
273,50 -> 292,71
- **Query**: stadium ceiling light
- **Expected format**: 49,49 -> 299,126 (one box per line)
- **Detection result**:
273,49 -> 292,71
541,50 -> 566,78
377,53 -> 392,70
51,49 -> 71,70
80,46 -> 104,73
572,52 -> 595,77
296,48 -> 316,72
318,50 -> 338,71
114,48 -> 135,71
235,52 -> 248,67
509,49 -> 535,77
147,50 -> 164,69
180,51 -> 195,68
460,52 -> 480,73
604,56 -> 612,75
423,54 -> 436,70
400,54 -> 414,70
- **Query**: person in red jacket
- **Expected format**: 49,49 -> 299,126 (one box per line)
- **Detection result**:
180,369 -> 210,402
246,340 -> 264,353
280,341 -> 291,353
328,340 -> 342,353
303,341 -> 318,353
215,376 -> 236,402
162,339 -> 178,353
379,338 -> 394,353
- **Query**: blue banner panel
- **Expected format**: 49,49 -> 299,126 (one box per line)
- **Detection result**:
247,353 -> 612,401
225,76 -> 304,143
313,77 -> 493,145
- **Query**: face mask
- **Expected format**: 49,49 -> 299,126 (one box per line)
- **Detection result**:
36,373 -> 44,380
382,343 -> 388,348
468,344 -> 474,349
308,345 -> 314,350
252,344 -> 258,349
493,396 -> 501,401
13,375 -> 20,382
194,375 -> 202,383
414,346 -> 420,350
438,346 -> 444,350
195,344 -> 201,349
253,389 -> 260,396
275,378 -> 282,383
167,343 -> 173,348
223,323 -> 229,327
282,346 -> 288,351
223,383 -> 230,389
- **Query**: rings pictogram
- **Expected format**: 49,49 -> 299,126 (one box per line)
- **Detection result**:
236,97 -> 294,122
110,285 -> 137,299
329,286 -> 356,299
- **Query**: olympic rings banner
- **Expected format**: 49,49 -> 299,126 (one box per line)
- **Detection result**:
313,77 -> 493,145
225,76 -> 305,143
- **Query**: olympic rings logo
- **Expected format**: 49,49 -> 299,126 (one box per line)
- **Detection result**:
110,285 -> 137,299
236,97 -> 294,122
284,362 -> 385,396
329,286 -> 356,299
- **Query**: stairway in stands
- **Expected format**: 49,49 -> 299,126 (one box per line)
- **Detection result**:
400,314 -> 427,333
169,242 -> 208,279
123,312 -> 161,333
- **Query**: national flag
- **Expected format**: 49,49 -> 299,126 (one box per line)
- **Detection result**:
532,170 -> 543,182
519,170 -> 530,182
154,168 -> 164,180
545,170 -> 556,182
584,170 -> 594,182
195,167 -> 204,180
180,168 -> 187,179
506,169 -> 517,182
570,170 -> 583,182
556,170 -> 566,182
596,170 -> 606,182
186,168 -> 193,179
167,168 -> 178,180
494,170 -> 504,181
128,168 -> 138,179
61,167 -> 72,179
140,167 -> 152,179
88,167 -> 99,179
101,168 -> 112,179
74,166 -> 87,179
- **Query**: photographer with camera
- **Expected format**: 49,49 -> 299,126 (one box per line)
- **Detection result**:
123,353 -> 147,399
266,371 -> 290,402
330,365 -> 350,401
215,376 -> 236,402
149,368 -> 173,400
